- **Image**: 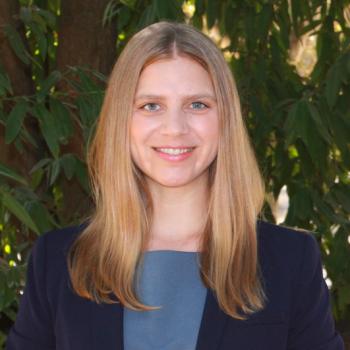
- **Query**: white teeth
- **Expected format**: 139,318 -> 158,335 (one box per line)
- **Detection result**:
156,148 -> 194,155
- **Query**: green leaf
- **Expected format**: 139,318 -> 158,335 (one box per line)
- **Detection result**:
306,102 -> 332,144
29,167 -> 44,190
206,0 -> 219,29
90,69 -> 107,83
327,227 -> 350,280
257,4 -> 273,42
74,68 -> 97,92
31,10 -> 48,31
338,284 -> 350,313
76,96 -> 99,129
285,187 -> 314,224
49,98 -> 73,143
120,0 -> 136,9
49,158 -> 61,186
37,71 -> 62,102
26,200 -> 55,234
311,191 -> 337,222
37,8 -> 56,29
137,4 -> 157,29
195,0 -> 205,15
60,154 -> 77,180
332,113 -> 350,165
0,190 -> 39,234
295,139 -> 315,176
0,163 -> 28,185
33,104 -> 60,158
20,123 -> 39,149
103,0 -> 119,26
75,158 -> 90,194
117,6 -> 131,32
154,0 -> 183,20
332,185 -> 350,213
0,72 -> 13,95
290,0 -> 300,36
30,22 -> 48,60
19,6 -> 32,25
325,62 -> 343,109
284,100 -> 301,147
284,99 -> 327,169
0,107 -> 6,123
297,101 -> 327,171
29,158 -> 51,174
4,24 -> 31,65
5,100 -> 28,144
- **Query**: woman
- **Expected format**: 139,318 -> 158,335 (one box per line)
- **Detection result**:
6,21 -> 344,350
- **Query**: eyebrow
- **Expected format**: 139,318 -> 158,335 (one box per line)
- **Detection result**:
134,93 -> 217,101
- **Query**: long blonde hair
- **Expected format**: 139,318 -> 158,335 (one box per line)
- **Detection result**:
67,20 -> 267,320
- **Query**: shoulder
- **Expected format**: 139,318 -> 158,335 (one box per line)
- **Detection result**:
256,219 -> 317,248
29,220 -> 88,273
256,219 -> 321,280
38,220 -> 88,252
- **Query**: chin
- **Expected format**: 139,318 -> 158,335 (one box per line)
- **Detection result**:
157,179 -> 193,188
154,172 -> 208,188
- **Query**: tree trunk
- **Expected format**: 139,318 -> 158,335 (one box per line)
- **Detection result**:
0,0 -> 33,96
55,0 -> 117,221
0,0 -> 38,174
56,0 -> 117,76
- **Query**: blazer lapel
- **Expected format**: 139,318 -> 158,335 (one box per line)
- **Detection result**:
91,293 -> 124,350
195,289 -> 230,350
194,225 -> 270,350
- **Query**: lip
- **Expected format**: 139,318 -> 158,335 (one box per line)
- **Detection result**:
152,146 -> 196,149
152,147 -> 195,162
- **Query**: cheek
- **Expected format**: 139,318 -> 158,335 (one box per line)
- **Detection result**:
130,117 -> 157,161
130,118 -> 147,147
130,120 -> 143,162
195,115 -> 219,144
203,116 -> 220,159
130,115 -> 158,141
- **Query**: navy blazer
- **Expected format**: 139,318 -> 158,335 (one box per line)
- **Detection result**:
6,220 -> 345,350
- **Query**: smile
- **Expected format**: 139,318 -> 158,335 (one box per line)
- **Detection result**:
153,147 -> 195,155
152,147 -> 195,161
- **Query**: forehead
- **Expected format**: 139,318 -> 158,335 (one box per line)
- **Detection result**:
135,56 -> 214,95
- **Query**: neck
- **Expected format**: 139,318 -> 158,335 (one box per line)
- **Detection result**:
145,174 -> 209,251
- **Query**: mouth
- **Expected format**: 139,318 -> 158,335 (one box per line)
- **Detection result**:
152,147 -> 196,154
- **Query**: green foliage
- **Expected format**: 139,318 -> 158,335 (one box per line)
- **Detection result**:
1,0 -> 349,344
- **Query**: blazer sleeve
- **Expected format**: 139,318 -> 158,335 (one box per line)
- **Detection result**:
6,233 -> 55,350
287,233 -> 345,350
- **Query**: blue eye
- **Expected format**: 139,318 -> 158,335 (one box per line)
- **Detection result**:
191,102 -> 208,109
142,103 -> 160,112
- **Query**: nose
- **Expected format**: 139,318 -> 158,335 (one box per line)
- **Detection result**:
160,107 -> 189,136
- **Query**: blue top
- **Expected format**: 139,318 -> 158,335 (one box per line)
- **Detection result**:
123,250 -> 207,350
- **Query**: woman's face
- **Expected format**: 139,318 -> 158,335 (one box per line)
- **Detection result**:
130,55 -> 219,188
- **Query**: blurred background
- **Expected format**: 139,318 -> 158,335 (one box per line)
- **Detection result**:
0,0 -> 349,348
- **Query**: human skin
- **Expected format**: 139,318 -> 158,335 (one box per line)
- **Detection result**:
130,55 -> 219,251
